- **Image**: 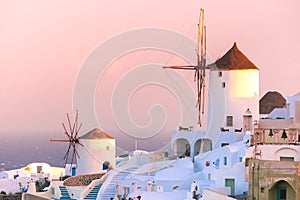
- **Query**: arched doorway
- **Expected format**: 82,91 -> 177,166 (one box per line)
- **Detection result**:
193,139 -> 212,156
269,180 -> 295,200
173,139 -> 190,157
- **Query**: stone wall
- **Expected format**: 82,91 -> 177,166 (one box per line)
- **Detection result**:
0,194 -> 22,200
63,173 -> 106,186
248,159 -> 300,200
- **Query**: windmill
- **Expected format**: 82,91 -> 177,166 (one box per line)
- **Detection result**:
163,8 -> 207,127
50,111 -> 83,168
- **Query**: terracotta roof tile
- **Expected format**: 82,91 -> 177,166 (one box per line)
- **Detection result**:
79,128 -> 114,139
208,42 -> 259,70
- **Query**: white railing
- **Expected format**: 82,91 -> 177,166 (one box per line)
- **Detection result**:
96,170 -> 117,199
79,177 -> 106,200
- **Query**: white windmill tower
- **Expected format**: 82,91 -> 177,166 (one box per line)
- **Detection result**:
77,128 -> 116,174
51,111 -> 116,175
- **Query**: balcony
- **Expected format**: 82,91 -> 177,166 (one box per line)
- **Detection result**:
250,128 -> 300,146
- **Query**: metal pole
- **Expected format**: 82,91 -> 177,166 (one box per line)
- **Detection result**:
134,138 -> 138,151
252,162 -> 255,200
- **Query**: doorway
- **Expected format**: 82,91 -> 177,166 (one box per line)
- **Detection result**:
276,187 -> 286,200
243,115 -> 252,131
269,180 -> 295,200
225,178 -> 235,196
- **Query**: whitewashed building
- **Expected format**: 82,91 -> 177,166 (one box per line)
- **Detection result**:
169,43 -> 260,196
77,128 -> 116,174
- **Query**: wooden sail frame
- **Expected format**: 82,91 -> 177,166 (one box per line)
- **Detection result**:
50,111 -> 83,168
163,9 -> 207,127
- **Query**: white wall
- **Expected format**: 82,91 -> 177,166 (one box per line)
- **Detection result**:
24,163 -> 52,176
221,70 -> 259,131
171,130 -> 206,157
214,132 -> 245,149
194,141 -> 248,196
246,145 -> 300,161
287,95 -> 300,118
202,189 -> 235,200
77,139 -> 116,174
0,171 -> 8,179
214,162 -> 248,195
205,70 -> 259,147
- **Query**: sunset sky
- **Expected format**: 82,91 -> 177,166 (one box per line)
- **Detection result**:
0,1 -> 299,168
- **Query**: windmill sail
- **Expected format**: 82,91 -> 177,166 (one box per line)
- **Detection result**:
163,9 -> 207,127
50,111 -> 83,169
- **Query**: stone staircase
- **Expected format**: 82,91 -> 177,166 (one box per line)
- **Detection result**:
84,184 -> 102,200
98,168 -> 137,200
59,186 -> 75,200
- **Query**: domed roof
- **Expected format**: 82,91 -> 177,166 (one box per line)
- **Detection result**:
208,42 -> 259,71
79,128 -> 114,140
259,91 -> 286,114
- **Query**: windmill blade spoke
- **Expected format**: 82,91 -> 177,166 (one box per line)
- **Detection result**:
50,139 -> 70,142
77,140 -> 84,147
62,122 -> 68,133
201,78 -> 206,114
197,71 -> 200,95
70,144 -> 78,168
163,65 -> 195,70
75,123 -> 83,139
72,111 -> 78,136
72,142 -> 80,159
66,113 -> 73,138
197,73 -> 203,125
198,74 -> 203,102
74,146 -> 80,159
198,86 -> 202,111
71,122 -> 76,137
64,142 -> 72,160
78,143 -> 84,148
62,123 -> 70,137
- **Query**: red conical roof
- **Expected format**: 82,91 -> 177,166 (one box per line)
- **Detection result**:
79,128 -> 114,140
209,42 -> 259,70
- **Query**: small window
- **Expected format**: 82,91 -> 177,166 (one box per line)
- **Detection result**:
221,143 -> 229,147
208,173 -> 211,180
106,146 -> 110,151
239,157 -> 243,162
222,82 -> 226,88
280,157 -> 294,161
219,71 -> 222,77
226,116 -> 233,127
224,157 -> 227,165
37,166 -> 42,173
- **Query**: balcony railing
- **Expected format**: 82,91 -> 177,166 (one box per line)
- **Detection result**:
250,128 -> 300,145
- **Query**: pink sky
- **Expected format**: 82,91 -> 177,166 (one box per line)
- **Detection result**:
0,1 -> 299,165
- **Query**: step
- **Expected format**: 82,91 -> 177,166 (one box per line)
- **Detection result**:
83,184 -> 102,200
